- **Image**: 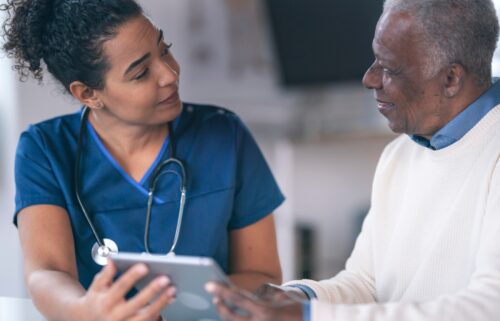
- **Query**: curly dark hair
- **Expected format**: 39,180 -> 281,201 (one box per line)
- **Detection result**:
1,0 -> 142,90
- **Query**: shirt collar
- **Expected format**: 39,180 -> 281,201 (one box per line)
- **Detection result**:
411,77 -> 500,150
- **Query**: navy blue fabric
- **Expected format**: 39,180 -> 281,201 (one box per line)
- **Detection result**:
14,103 -> 284,289
411,77 -> 500,150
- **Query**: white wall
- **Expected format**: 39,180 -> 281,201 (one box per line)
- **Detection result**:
0,2 -> 22,297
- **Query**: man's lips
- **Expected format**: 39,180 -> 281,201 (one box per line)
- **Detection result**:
376,99 -> 395,112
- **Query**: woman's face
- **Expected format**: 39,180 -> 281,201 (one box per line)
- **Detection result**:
95,15 -> 182,126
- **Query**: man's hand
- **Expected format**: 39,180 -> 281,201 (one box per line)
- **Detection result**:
254,283 -> 308,303
205,282 -> 303,321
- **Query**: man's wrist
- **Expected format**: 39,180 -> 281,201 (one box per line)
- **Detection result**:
282,285 -> 310,301
283,284 -> 316,300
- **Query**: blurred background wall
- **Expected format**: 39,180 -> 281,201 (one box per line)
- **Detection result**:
2,0 -> 500,297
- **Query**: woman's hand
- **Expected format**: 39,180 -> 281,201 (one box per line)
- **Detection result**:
81,261 -> 175,321
205,282 -> 303,321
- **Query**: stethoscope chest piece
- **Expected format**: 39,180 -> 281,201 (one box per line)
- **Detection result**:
91,238 -> 119,266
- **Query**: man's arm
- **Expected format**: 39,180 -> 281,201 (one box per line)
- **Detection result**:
283,211 -> 377,304
308,160 -> 500,320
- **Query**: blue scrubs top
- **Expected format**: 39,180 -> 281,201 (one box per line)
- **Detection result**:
14,103 -> 285,289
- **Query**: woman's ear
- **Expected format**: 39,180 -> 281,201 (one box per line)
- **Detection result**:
69,81 -> 104,109
443,63 -> 465,98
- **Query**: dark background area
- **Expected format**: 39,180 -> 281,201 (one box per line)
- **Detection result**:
265,0 -> 384,87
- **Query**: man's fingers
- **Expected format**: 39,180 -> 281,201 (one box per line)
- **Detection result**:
118,276 -> 175,319
89,261 -> 117,291
213,296 -> 251,321
206,282 -> 259,313
109,263 -> 149,299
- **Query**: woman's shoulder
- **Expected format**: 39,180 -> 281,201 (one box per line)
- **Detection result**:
181,102 -> 239,122
18,111 -> 81,151
179,102 -> 246,134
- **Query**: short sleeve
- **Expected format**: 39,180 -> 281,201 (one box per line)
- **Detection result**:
228,117 -> 285,229
14,128 -> 66,225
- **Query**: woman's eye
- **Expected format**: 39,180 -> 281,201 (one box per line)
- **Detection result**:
134,68 -> 149,80
161,43 -> 173,57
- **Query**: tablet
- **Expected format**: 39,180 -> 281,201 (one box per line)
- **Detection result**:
111,252 -> 230,321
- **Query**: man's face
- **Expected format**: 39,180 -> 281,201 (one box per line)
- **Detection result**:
362,11 -> 449,138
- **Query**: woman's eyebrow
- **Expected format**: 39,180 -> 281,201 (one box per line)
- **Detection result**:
123,29 -> 164,77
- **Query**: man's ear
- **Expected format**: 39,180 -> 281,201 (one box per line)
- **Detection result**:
443,63 -> 465,98
69,81 -> 104,109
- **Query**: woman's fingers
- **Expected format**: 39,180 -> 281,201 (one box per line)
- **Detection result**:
108,263 -> 149,300
117,276 -> 175,319
89,261 -> 117,292
130,285 -> 177,321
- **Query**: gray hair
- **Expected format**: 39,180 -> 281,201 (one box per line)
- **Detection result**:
383,0 -> 499,85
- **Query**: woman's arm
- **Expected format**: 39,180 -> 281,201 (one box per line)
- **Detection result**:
18,205 -> 175,321
18,205 -> 85,320
228,214 -> 282,292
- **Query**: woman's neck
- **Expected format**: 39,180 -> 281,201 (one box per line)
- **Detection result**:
87,109 -> 169,182
88,109 -> 168,156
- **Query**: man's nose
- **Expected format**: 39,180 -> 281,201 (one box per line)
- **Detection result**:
362,62 -> 382,90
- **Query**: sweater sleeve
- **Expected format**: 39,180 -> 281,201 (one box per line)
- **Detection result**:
283,211 -> 377,304
308,159 -> 500,321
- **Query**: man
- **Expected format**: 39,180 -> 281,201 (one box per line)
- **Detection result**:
206,0 -> 500,320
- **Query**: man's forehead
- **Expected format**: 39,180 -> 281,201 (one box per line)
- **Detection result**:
375,10 -> 414,41
373,10 -> 417,58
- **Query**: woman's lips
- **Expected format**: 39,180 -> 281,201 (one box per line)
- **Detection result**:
158,91 -> 179,107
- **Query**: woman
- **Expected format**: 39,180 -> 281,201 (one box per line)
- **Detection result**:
1,0 -> 284,320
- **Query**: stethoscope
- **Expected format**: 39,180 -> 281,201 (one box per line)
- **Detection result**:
75,107 -> 187,265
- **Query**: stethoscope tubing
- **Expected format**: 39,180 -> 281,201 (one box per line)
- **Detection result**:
75,107 -> 106,248
75,107 -> 187,265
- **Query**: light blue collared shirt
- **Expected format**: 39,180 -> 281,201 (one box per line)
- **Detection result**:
412,77 -> 500,150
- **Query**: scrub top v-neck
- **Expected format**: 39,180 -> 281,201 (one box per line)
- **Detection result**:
14,103 -> 285,289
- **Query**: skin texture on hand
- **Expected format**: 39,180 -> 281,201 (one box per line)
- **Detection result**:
80,261 -> 176,321
253,283 -> 308,302
205,282 -> 303,321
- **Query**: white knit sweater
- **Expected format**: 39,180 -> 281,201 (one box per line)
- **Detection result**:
285,105 -> 500,320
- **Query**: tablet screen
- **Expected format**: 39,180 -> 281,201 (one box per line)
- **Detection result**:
111,252 -> 230,321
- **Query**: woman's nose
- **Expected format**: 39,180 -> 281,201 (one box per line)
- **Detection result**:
158,60 -> 179,87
